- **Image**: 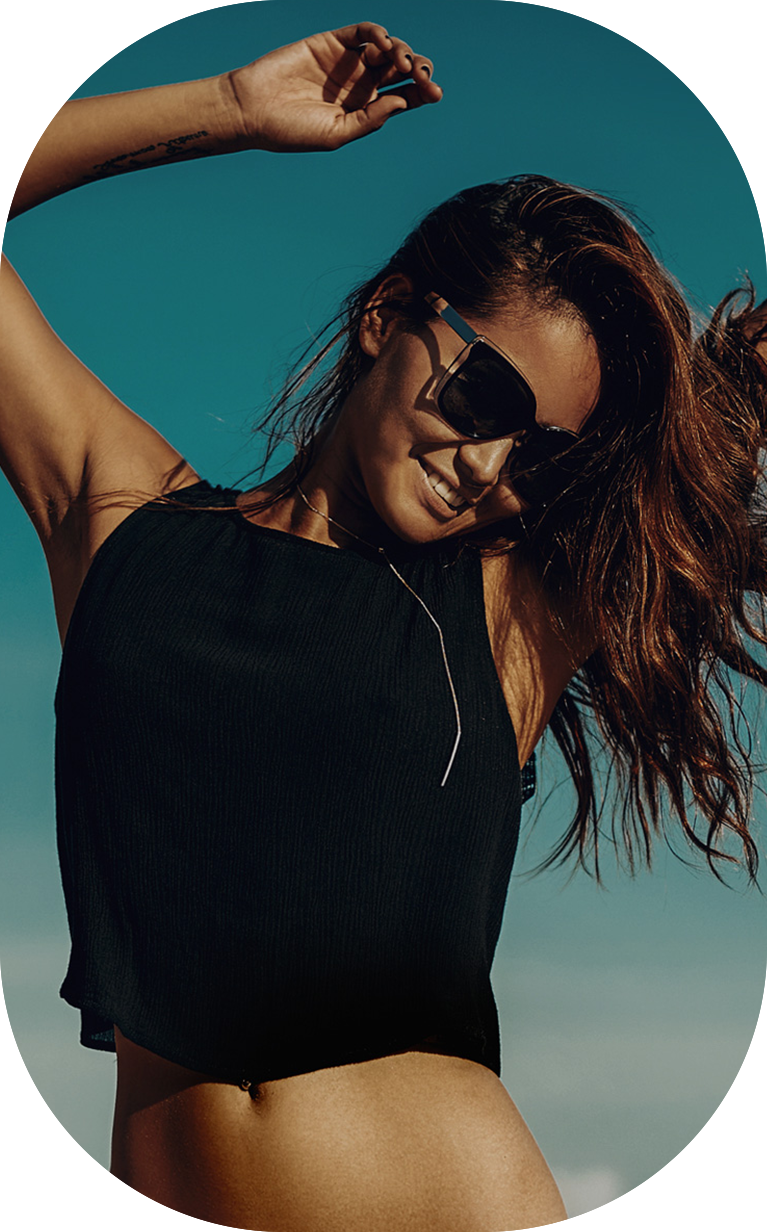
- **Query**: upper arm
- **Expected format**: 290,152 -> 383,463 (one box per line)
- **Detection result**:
0,253 -> 192,545
481,551 -> 587,766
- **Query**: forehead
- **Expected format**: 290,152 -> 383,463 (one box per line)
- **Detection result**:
474,306 -> 601,433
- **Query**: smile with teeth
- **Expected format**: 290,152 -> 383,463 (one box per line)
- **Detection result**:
421,463 -> 470,513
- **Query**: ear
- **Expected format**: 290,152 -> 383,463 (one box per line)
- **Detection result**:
358,273 -> 416,359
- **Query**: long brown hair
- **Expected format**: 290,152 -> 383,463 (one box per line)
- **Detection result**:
201,176 -> 767,881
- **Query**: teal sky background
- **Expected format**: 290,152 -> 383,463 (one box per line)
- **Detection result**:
1,0 -> 766,1220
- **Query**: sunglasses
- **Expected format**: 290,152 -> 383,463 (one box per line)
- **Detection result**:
425,293 -> 582,507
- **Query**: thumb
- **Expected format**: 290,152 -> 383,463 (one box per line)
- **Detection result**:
341,92 -> 409,143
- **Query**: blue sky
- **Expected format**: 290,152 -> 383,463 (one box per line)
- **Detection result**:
1,1 -> 766,1226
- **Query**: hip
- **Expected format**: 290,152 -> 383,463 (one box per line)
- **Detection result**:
111,1029 -> 567,1231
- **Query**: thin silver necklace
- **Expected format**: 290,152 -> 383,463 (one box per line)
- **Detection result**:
295,481 -> 462,787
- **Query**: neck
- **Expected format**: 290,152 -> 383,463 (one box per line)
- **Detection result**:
239,432 -> 394,552
295,479 -> 384,555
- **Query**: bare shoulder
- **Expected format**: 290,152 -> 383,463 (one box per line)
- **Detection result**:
47,418 -> 200,646
480,551 -> 588,766
16,376 -> 198,645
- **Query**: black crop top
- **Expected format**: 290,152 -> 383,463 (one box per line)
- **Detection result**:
54,480 -> 534,1084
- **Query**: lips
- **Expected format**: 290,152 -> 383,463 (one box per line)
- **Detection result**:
418,461 -> 470,514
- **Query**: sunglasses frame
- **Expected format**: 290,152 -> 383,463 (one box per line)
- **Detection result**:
425,294 -> 537,439
424,293 -> 582,507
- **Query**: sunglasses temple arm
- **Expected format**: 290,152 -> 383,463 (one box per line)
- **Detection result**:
424,293 -> 478,346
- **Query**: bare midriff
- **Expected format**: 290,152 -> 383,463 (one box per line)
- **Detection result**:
111,1028 -> 567,1231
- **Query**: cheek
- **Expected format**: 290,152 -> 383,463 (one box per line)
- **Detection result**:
354,362 -> 418,448
470,466 -> 529,525
348,397 -> 420,516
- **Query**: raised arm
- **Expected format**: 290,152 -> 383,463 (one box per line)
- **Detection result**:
1,23 -> 441,638
10,23 -> 441,217
9,75 -> 244,218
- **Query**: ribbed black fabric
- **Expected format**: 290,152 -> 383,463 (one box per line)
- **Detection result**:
54,480 -> 528,1084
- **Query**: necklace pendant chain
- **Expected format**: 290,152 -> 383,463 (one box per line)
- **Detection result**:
295,482 -> 462,786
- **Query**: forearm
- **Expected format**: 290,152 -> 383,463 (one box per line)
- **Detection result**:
10,73 -> 247,218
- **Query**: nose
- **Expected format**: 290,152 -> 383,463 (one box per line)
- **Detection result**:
455,437 -> 516,491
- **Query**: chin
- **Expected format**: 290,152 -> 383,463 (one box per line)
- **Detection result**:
375,482 -> 524,545
404,513 -> 477,545
385,518 -> 438,546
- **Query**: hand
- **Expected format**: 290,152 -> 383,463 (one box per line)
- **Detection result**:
227,22 -> 442,153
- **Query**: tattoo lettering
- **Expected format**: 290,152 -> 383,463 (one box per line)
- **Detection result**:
82,131 -> 212,183
92,151 -> 131,173
157,131 -> 208,149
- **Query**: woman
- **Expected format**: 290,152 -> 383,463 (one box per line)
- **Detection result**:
2,20 -> 766,1232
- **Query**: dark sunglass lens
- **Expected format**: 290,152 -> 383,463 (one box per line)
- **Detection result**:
440,344 -> 535,439
510,428 -> 580,506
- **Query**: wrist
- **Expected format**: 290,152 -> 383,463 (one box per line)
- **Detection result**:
186,73 -> 254,154
221,68 -> 262,151
224,56 -> 290,153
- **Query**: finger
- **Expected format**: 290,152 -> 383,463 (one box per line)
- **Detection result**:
411,55 -> 435,81
357,42 -> 393,70
375,35 -> 418,78
329,78 -> 443,150
338,30 -> 412,73
333,22 -> 394,55
376,55 -> 438,99
378,81 -> 444,111
336,84 -> 442,147
333,92 -> 409,146
353,34 -> 437,103
359,91 -> 410,131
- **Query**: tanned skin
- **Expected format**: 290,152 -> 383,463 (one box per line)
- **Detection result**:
1,21 -> 624,1230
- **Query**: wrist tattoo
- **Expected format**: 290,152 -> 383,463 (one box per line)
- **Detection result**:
81,131 -> 212,183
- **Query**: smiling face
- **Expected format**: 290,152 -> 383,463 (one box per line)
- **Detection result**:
326,287 -> 602,545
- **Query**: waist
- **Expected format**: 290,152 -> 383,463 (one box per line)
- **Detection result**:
111,1030 -> 566,1230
